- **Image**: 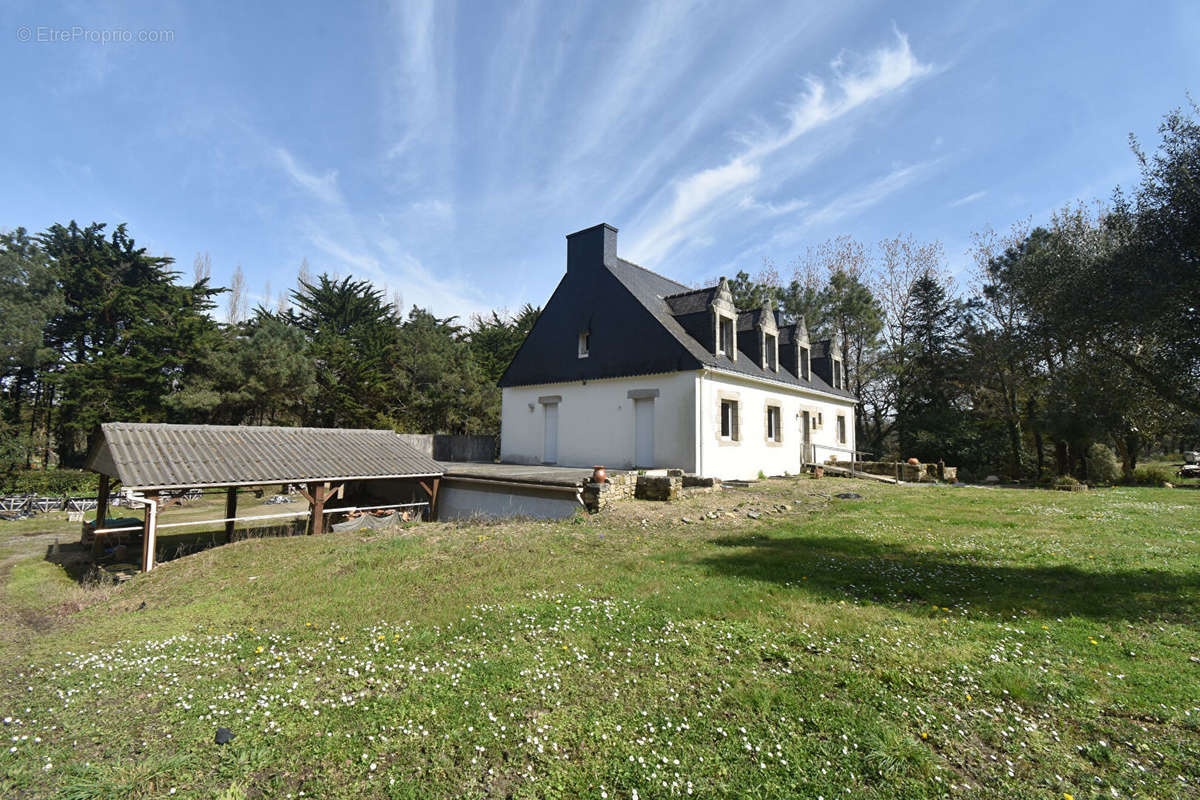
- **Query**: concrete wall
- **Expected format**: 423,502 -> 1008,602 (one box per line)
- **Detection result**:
697,371 -> 856,480
500,372 -> 698,471
395,434 -> 497,463
432,435 -> 496,462
438,480 -> 582,520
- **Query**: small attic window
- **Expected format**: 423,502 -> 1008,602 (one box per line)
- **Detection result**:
833,360 -> 841,388
800,346 -> 810,380
764,333 -> 777,371
717,316 -> 734,357
578,331 -> 590,358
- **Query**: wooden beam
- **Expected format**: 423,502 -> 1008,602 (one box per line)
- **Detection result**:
429,478 -> 440,521
224,487 -> 238,543
418,480 -> 433,497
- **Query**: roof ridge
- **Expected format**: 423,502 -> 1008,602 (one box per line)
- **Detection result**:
103,422 -> 397,434
662,284 -> 718,300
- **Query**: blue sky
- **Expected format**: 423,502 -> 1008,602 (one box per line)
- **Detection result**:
3,1 -> 1198,320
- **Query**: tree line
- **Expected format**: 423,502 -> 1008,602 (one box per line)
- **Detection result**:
723,101 -> 1200,479
0,222 -> 539,471
2,101 -> 1197,480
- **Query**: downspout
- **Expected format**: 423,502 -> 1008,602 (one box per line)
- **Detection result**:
696,371 -> 704,477
123,489 -> 158,573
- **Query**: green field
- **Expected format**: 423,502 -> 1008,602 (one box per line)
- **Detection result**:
1,479 -> 1198,799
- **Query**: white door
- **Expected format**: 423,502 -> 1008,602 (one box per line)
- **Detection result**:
543,403 -> 558,464
801,411 -> 811,464
634,398 -> 654,467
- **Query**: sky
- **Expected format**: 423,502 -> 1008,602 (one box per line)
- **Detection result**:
2,1 -> 1198,321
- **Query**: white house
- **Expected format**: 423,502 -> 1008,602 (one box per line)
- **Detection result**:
499,224 -> 856,480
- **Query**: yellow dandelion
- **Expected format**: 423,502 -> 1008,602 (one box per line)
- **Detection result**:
1064,794 -> 1074,800
255,646 -> 264,653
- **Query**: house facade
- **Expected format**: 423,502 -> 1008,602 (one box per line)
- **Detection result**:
499,224 -> 856,480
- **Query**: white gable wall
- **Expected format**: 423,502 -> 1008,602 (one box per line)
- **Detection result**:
500,372 -> 698,471
697,371 -> 855,480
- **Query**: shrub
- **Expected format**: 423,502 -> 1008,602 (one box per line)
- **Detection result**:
1128,467 -> 1174,487
0,468 -> 100,496
1053,475 -> 1081,489
1086,443 -> 1122,485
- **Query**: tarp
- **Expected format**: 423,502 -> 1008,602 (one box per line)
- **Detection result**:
331,511 -> 410,532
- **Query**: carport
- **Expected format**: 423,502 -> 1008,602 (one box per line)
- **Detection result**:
84,423 -> 444,572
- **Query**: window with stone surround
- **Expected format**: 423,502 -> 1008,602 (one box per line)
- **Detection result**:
764,333 -> 777,371
837,414 -> 847,444
766,405 -> 782,442
718,316 -> 734,357
720,399 -> 739,440
578,331 -> 589,358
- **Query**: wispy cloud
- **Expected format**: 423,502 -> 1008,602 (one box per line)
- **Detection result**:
948,190 -> 986,208
739,195 -> 810,217
630,29 -> 932,265
804,159 -> 942,229
275,148 -> 342,205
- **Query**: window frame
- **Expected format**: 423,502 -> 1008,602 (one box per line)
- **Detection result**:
578,331 -> 590,358
837,414 -> 847,444
764,333 -> 777,371
720,398 -> 739,441
766,404 -> 782,443
718,315 -> 735,357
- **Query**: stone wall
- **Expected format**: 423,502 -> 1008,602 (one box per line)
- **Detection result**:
835,460 -> 957,482
635,474 -> 682,501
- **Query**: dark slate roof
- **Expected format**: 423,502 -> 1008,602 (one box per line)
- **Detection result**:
605,261 -> 853,400
498,224 -> 854,400
777,323 -> 805,346
663,286 -> 715,315
87,423 -> 443,490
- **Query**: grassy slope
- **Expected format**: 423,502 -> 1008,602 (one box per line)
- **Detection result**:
1,480 -> 1198,799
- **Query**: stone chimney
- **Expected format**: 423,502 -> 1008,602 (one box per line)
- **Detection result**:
566,223 -> 618,274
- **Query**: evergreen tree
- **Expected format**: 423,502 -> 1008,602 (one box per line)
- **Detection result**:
39,222 -> 221,465
288,274 -> 397,429
467,304 -> 541,386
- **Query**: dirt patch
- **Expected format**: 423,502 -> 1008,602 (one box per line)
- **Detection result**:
597,475 -> 869,527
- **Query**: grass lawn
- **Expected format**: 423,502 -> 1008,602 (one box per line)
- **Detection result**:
1,479 -> 1197,799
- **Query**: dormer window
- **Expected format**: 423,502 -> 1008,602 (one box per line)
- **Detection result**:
717,316 -> 734,358
800,346 -> 810,380
578,331 -> 590,358
764,333 -> 777,371
833,360 -> 841,388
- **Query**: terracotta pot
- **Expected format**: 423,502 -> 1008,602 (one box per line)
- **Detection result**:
813,466 -> 824,479
907,457 -> 920,466
592,465 -> 607,484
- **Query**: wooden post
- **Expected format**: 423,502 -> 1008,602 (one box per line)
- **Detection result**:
140,492 -> 159,573
224,487 -> 238,543
95,473 -> 110,529
92,473 -> 111,556
309,482 -> 327,535
419,478 -> 440,521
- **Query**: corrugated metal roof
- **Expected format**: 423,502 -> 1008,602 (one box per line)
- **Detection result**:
89,423 -> 444,490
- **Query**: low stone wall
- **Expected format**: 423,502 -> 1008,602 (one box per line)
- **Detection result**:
834,460 -> 957,482
635,475 -> 682,501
